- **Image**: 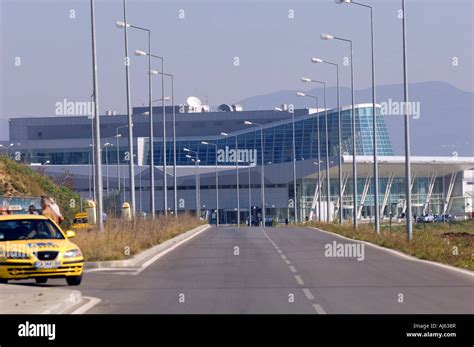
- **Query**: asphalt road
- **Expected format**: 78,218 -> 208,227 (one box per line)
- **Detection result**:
47,226 -> 474,313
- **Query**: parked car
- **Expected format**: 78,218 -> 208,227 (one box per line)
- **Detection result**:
434,214 -> 455,223
421,214 -> 435,223
264,216 -> 274,227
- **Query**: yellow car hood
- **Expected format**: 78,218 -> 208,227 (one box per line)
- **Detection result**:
0,239 -> 78,255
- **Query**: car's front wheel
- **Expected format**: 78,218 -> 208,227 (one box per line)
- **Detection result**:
35,278 -> 48,284
66,275 -> 82,286
0,278 -> 8,284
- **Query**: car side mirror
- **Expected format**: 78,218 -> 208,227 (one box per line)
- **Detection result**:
66,230 -> 76,238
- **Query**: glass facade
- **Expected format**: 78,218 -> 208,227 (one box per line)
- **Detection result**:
17,106 -> 393,167
146,106 -> 393,167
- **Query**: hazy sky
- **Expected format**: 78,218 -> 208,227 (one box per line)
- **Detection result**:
1,0 -> 472,118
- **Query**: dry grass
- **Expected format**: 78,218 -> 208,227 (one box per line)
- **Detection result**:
306,220 -> 474,271
73,214 -> 206,261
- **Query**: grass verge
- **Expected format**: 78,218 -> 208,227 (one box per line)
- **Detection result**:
0,155 -> 80,227
306,220 -> 474,271
73,214 -> 206,261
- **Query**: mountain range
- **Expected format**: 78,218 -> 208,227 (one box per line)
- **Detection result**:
1,81 -> 472,157
236,81 -> 474,157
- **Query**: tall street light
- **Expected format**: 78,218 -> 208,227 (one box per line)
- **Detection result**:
201,141 -> 219,226
117,22 -> 155,217
336,0 -> 380,234
274,107 -> 298,224
134,49 -> 167,216
151,70 -> 177,217
302,74 -> 331,222
321,33 -> 358,227
115,124 -> 130,198
184,149 -> 200,218
89,143 -> 96,202
296,90 -> 322,222
312,55 -> 343,224
90,0 -> 104,230
221,132 -> 240,227
102,142 -> 112,193
243,120 -> 266,228
402,0 -> 412,240
115,1 -> 136,218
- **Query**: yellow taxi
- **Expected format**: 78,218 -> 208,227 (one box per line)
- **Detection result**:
72,212 -> 90,230
0,214 -> 84,286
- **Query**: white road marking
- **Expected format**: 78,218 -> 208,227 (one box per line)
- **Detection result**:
263,227 -> 325,314
313,303 -> 327,314
71,297 -> 102,314
294,275 -> 304,285
302,288 -> 315,300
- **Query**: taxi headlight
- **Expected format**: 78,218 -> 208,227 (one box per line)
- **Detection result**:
63,249 -> 82,259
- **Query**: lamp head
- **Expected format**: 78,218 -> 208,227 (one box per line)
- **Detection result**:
311,57 -> 324,64
321,33 -> 335,40
134,49 -> 147,56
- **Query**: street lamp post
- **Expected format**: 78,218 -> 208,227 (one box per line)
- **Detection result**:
402,0 -> 412,240
243,121 -> 266,228
312,56 -> 343,225
301,74 -> 331,223
103,142 -> 112,193
115,124 -> 129,198
296,90 -> 322,222
184,148 -> 200,218
89,143 -> 95,202
221,132 -> 240,227
150,70 -> 177,217
274,108 -> 298,224
201,141 -> 219,226
90,0 -> 104,230
321,33 -> 358,228
336,0 -> 380,233
248,164 -> 251,226
115,1 -> 136,218
135,50 -> 167,216
130,38 -> 157,218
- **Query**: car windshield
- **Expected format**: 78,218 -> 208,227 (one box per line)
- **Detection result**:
0,219 -> 65,241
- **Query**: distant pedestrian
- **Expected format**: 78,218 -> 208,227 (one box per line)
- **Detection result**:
28,205 -> 39,215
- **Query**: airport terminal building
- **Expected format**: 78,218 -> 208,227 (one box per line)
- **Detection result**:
2,102 -> 473,223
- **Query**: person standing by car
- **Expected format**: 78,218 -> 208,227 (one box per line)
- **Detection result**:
41,196 -> 63,225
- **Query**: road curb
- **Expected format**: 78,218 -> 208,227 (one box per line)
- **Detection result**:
0,284 -> 82,314
308,226 -> 474,278
84,224 -> 211,270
